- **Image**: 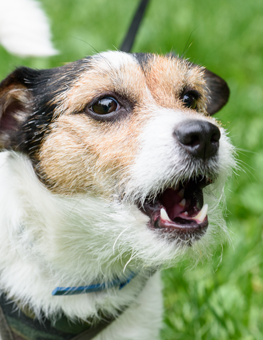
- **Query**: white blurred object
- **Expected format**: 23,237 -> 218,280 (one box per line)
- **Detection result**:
0,0 -> 58,57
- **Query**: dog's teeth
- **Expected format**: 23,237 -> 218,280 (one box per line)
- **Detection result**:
179,199 -> 186,207
193,204 -> 208,223
160,208 -> 172,222
178,189 -> 185,198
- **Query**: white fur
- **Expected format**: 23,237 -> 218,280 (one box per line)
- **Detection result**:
0,123 -> 234,339
0,0 -> 57,57
93,51 -> 137,71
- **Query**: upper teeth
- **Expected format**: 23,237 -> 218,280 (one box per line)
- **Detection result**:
193,204 -> 208,223
160,208 -> 172,222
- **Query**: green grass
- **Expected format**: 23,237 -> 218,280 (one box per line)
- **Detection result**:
1,0 -> 263,338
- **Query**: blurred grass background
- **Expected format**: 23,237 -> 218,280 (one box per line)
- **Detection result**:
1,0 -> 263,339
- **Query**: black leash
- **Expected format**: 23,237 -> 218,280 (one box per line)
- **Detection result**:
120,0 -> 150,53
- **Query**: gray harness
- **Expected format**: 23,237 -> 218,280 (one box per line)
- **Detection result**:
0,293 -> 121,340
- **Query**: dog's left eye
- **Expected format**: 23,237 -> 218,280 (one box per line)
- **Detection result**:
181,91 -> 199,110
90,97 -> 119,115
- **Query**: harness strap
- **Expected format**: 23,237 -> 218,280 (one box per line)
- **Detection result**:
0,294 -> 120,340
0,304 -> 13,340
70,314 -> 119,340
120,0 -> 150,52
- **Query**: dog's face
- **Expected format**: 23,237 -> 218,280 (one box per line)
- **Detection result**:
0,52 -> 235,279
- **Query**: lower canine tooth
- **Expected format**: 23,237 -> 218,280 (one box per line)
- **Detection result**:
179,199 -> 186,207
194,204 -> 208,223
160,208 -> 172,222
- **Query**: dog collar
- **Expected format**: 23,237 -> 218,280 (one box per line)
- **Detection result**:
52,272 -> 137,296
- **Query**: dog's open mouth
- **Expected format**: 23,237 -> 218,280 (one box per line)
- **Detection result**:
139,176 -> 213,242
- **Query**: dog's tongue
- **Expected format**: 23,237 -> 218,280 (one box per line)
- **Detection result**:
159,188 -> 185,220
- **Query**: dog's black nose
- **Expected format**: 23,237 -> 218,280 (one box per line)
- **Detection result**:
175,120 -> 221,159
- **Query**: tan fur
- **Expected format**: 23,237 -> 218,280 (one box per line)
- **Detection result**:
38,110 -> 152,196
143,56 -> 208,112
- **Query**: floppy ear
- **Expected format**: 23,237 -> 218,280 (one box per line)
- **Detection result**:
0,69 -> 33,150
204,69 -> 230,115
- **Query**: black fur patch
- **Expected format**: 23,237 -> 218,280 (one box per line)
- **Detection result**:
203,69 -> 230,115
133,53 -> 153,72
17,58 -> 91,158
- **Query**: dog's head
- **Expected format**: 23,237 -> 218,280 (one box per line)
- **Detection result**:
0,52 -> 235,279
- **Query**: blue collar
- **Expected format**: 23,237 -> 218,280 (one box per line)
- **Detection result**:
52,272 -> 137,296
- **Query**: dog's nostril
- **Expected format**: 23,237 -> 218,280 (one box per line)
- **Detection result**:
181,132 -> 200,147
211,130 -> 220,143
175,120 -> 221,160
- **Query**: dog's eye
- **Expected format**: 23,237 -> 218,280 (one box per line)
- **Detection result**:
91,97 -> 119,115
181,91 -> 199,110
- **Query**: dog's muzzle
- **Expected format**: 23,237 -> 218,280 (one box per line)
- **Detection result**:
137,119 -> 221,243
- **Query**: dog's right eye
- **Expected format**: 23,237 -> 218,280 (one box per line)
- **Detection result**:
180,89 -> 200,110
90,97 -> 119,115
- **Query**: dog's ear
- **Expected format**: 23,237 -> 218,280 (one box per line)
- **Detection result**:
204,69 -> 230,115
0,68 -> 34,150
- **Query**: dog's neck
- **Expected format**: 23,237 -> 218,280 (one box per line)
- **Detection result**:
0,151 -> 150,321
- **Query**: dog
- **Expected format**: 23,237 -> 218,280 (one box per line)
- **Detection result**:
0,51 -> 235,340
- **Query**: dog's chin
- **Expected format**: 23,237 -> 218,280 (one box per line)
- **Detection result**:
137,175 -> 214,244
